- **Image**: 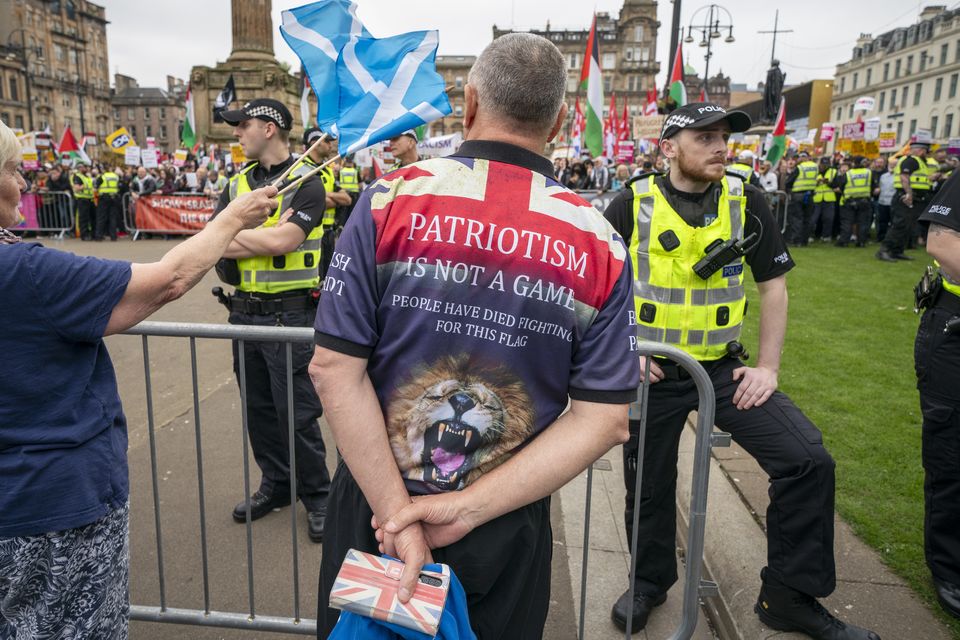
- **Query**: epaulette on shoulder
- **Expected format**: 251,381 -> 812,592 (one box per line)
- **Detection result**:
625,170 -> 662,189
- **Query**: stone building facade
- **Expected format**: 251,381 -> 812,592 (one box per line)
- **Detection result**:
110,74 -> 186,153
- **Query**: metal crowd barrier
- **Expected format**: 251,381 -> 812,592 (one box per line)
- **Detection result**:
14,190 -> 75,238
122,321 -> 316,635
577,344 -> 728,640
764,190 -> 789,234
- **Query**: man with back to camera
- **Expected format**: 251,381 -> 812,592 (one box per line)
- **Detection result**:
213,98 -> 331,543
308,33 -> 640,639
602,102 -> 881,640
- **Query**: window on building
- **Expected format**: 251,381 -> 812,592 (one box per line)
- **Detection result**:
127,107 -> 135,119
883,62 -> 889,81
14,115 -> 23,129
942,43 -> 949,65
896,121 -> 904,141
603,75 -> 612,93
909,118 -> 917,135
840,77 -> 846,92
866,69 -> 872,85
879,91 -> 885,111
0,81 -> 3,100
602,53 -> 615,70
945,113 -> 954,139
0,113 -> 8,124
914,82 -> 922,105
919,52 -> 926,72
836,106 -> 842,120
566,77 -> 576,92
129,125 -> 136,138
907,55 -> 913,74
935,77 -> 943,101
931,115 -> 939,138
567,53 -> 579,70
895,59 -> 902,77
956,39 -> 960,63
145,125 -> 152,137
454,105 -> 463,117
848,104 -> 854,118
902,85 -> 909,106
891,88 -> 898,107
455,76 -> 463,89
8,78 -> 17,102
55,45 -> 64,62
68,49 -> 77,65
853,72 -> 858,90
950,73 -> 958,99
634,25 -> 644,41
159,106 -> 166,120
159,125 -> 167,139
144,107 -> 150,119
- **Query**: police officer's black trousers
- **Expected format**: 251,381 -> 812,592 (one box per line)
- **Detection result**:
785,192 -> 812,245
76,199 -> 95,239
915,304 -> 960,585
883,194 -> 926,254
623,357 -> 837,598
838,198 -> 872,245
229,308 -> 331,511
95,195 -> 120,240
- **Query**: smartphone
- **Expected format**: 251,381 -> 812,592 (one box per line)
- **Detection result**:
329,548 -> 451,636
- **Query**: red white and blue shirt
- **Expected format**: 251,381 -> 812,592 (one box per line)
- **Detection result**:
315,141 -> 639,494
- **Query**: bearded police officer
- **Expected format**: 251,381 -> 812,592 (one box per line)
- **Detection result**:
299,127 -> 351,279
915,170 -> 960,620
214,99 -> 331,542
603,103 -> 880,640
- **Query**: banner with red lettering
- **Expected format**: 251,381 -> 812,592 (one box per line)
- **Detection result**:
134,194 -> 216,234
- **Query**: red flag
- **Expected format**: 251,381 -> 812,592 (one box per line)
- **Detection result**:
573,97 -> 585,138
57,125 -> 90,164
699,87 -> 707,102
606,93 -> 618,157
620,99 -> 630,141
644,88 -> 658,115
667,43 -> 686,106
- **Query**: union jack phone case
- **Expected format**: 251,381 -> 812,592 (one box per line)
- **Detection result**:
329,548 -> 451,636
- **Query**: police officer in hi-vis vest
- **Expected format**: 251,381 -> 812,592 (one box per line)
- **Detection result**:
95,165 -> 122,241
72,162 -> 96,241
214,99 -> 331,543
877,140 -> 938,261
298,127 -> 351,280
603,103 -> 880,640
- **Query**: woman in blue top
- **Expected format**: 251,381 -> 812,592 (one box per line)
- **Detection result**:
0,119 -> 278,639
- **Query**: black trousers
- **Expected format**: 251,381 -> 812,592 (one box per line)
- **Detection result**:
883,193 -> 928,254
76,198 -> 95,239
229,307 -> 330,510
623,357 -> 837,598
915,303 -> 960,585
785,192 -> 813,245
95,195 -> 120,240
317,462 -> 553,639
838,198 -> 872,245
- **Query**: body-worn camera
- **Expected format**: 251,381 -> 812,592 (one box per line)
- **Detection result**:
692,232 -> 758,280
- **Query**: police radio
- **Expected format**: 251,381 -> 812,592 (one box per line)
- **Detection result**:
692,232 -> 758,280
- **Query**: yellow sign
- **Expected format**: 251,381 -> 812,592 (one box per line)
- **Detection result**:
106,127 -> 136,154
174,149 -> 188,166
850,140 -> 865,155
230,143 -> 246,165
863,141 -> 880,158
836,138 -> 852,152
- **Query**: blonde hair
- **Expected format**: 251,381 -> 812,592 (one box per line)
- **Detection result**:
0,120 -> 22,167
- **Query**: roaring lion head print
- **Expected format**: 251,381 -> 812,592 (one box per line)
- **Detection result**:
387,355 -> 535,491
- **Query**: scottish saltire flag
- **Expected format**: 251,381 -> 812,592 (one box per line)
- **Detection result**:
335,30 -> 451,155
279,0 -> 372,132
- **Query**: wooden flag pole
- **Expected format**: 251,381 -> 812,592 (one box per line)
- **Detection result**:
276,154 -> 341,197
270,133 -> 329,188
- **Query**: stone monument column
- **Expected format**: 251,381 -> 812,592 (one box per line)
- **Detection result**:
229,0 -> 275,62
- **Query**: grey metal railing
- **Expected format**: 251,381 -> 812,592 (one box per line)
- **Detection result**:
122,320 -> 316,635
764,190 -> 789,234
576,344 -> 729,640
12,190 -> 75,238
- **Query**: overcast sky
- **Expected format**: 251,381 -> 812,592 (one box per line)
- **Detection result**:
103,0 -> 950,92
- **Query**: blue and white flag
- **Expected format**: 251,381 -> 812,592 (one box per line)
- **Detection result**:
335,30 -> 451,155
279,0 -> 371,132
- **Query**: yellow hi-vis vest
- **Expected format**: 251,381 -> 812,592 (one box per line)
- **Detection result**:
793,161 -> 819,192
727,163 -> 753,182
75,173 -> 94,199
629,174 -> 747,360
894,155 -> 931,191
299,156 -> 337,226
339,166 -> 359,193
813,168 -> 837,203
99,171 -> 120,195
938,261 -> 960,298
230,162 -> 322,294
843,168 -> 872,200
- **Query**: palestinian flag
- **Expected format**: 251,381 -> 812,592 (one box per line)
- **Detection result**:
579,14 -> 604,157
668,42 -> 686,108
182,84 -> 197,150
766,97 -> 787,165
57,125 -> 90,165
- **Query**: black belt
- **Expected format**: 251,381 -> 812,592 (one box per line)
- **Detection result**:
652,357 -> 692,381
225,292 -> 315,314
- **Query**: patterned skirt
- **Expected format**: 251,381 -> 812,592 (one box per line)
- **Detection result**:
0,503 -> 129,640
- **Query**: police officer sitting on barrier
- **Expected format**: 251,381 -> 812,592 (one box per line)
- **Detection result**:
603,102 -> 880,640
214,98 -> 332,543
914,170 -> 960,620
298,127 -> 350,279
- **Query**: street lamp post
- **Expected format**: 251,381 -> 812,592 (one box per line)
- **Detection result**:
683,4 -> 735,98
6,29 -> 39,131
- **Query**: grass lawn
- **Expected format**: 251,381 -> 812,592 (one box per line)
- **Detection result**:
739,241 -> 960,636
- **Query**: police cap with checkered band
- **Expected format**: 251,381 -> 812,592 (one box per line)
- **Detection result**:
659,102 -> 751,145
219,99 -> 294,131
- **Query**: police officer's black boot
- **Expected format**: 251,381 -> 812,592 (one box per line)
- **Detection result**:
611,588 -> 666,633
755,569 -> 880,639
